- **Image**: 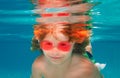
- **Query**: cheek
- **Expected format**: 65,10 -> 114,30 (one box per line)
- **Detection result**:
42,49 -> 50,53
42,50 -> 51,56
62,51 -> 72,60
62,49 -> 73,56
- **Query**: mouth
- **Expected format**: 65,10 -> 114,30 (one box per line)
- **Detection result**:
50,56 -> 63,59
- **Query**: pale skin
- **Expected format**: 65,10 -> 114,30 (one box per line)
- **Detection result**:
31,32 -> 102,78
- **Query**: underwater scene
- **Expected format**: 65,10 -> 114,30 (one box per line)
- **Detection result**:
0,0 -> 120,78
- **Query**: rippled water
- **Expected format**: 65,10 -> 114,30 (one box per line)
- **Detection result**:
0,0 -> 120,78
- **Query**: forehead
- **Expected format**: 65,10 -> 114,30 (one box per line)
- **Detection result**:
43,33 -> 69,42
44,24 -> 69,41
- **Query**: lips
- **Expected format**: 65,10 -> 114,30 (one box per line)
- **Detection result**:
50,56 -> 62,59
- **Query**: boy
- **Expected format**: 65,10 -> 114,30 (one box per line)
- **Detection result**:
30,23 -> 103,78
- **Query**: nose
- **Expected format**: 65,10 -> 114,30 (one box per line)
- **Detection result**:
51,47 -> 60,56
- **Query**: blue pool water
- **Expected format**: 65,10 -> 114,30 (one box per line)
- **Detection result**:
0,0 -> 120,78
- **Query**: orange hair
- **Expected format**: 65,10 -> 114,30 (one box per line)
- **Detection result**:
34,23 -> 90,43
34,24 -> 49,40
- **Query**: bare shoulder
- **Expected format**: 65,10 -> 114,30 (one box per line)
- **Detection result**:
71,55 -> 103,78
32,55 -> 45,70
79,56 -> 103,78
31,55 -> 45,78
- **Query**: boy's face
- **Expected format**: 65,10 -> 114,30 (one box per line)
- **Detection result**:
40,33 -> 74,65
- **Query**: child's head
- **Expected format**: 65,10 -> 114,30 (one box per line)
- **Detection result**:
39,32 -> 75,64
31,23 -> 90,55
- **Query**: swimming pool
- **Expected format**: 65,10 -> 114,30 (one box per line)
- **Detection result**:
0,0 -> 120,78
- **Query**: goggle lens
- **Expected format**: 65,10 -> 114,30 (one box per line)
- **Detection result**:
40,40 -> 71,52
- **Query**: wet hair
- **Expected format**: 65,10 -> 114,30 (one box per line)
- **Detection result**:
31,23 -> 90,55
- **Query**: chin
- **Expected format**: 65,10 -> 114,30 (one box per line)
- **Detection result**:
45,56 -> 64,65
50,57 -> 69,65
